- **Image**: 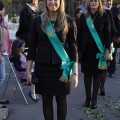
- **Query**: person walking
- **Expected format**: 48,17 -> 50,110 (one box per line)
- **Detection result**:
99,0 -> 117,96
107,0 -> 120,78
77,0 -> 111,109
26,0 -> 78,119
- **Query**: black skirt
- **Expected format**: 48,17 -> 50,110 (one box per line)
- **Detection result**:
34,62 -> 70,96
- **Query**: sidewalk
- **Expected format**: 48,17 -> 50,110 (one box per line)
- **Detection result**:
0,108 -> 8,120
0,51 -> 120,120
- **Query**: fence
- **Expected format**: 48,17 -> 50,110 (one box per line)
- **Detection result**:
2,1 -> 25,19
2,0 -> 81,19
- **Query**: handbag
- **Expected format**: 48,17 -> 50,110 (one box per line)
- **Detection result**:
31,72 -> 39,84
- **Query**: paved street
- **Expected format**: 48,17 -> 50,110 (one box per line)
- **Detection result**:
0,51 -> 120,120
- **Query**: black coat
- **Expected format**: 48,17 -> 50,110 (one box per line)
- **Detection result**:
110,7 -> 120,38
77,11 -> 111,74
16,5 -> 35,47
105,9 -> 117,43
27,15 -> 78,64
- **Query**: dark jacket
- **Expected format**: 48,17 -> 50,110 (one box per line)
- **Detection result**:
110,7 -> 120,38
11,54 -> 26,72
77,12 -> 111,74
16,5 -> 35,47
105,9 -> 117,43
27,16 -> 78,64
75,16 -> 80,31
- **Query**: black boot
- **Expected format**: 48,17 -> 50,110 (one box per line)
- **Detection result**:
91,74 -> 101,109
84,74 -> 92,107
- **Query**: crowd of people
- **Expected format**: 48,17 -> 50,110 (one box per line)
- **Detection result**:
0,0 -> 120,119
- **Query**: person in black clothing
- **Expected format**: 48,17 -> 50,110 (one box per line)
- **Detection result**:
77,0 -> 111,109
99,0 -> 118,96
75,8 -> 83,63
26,0 -> 78,119
107,0 -> 120,78
75,8 -> 83,29
16,0 -> 38,47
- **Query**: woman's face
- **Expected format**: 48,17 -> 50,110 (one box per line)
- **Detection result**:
46,0 -> 60,12
89,0 -> 99,9
101,0 -> 107,6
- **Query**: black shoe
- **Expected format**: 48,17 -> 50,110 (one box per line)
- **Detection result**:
28,92 -> 37,102
84,102 -> 90,107
109,74 -> 114,78
0,105 -> 6,108
100,91 -> 105,96
0,100 -> 10,104
91,99 -> 97,109
90,104 -> 97,109
84,99 -> 91,107
119,59 -> 120,64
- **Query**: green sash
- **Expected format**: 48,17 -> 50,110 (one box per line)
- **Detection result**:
40,14 -> 74,83
86,14 -> 107,70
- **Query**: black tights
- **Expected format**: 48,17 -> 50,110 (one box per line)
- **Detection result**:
84,73 -> 101,104
42,95 -> 67,120
100,71 -> 107,92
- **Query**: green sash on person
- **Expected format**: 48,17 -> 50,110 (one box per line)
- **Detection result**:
86,14 -> 107,70
40,14 -> 74,83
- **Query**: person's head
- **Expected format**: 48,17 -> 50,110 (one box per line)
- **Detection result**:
35,2 -> 44,14
85,0 -> 103,16
41,0 -> 68,33
101,0 -> 107,6
0,2 -> 5,23
81,0 -> 86,6
11,40 -> 25,58
107,0 -> 113,8
44,0 -> 65,13
75,8 -> 83,18
26,0 -> 38,7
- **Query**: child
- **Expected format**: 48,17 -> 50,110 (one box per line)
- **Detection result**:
11,39 -> 38,102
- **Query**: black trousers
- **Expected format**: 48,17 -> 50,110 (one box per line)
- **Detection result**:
84,73 -> 101,104
108,46 -> 117,75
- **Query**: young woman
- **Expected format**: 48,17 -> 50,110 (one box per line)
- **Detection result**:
77,0 -> 111,109
11,40 -> 38,102
26,0 -> 78,119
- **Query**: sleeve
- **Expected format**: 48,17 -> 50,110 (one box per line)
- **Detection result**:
107,10 -> 118,43
116,9 -> 120,37
27,18 -> 38,60
77,13 -> 84,52
16,7 -> 31,37
103,12 -> 111,50
67,18 -> 78,62
12,58 -> 26,72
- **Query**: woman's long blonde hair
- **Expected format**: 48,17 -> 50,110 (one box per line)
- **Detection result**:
41,0 -> 68,33
85,0 -> 104,17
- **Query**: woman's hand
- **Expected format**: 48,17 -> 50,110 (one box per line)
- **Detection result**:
110,42 -> 113,50
26,72 -> 32,84
104,49 -> 110,61
71,74 -> 78,89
